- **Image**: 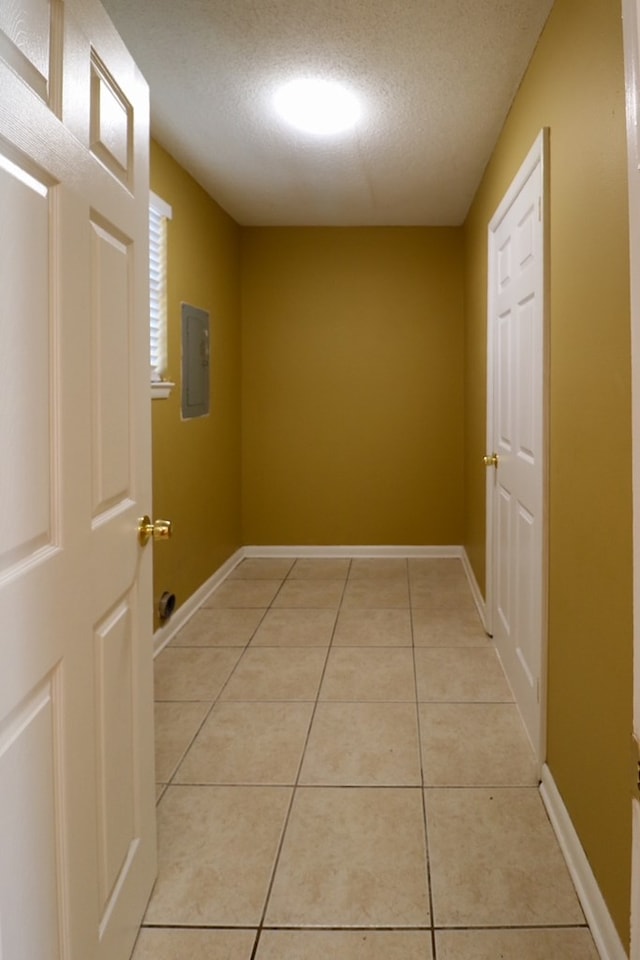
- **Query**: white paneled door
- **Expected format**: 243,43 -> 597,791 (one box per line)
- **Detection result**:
0,2 -> 156,959
485,131 -> 548,766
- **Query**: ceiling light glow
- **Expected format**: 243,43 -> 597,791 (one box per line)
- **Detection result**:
274,78 -> 361,136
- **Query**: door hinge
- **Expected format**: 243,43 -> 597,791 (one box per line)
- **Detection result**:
633,735 -> 640,797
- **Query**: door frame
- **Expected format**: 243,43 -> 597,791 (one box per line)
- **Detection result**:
485,128 -> 550,765
622,0 -> 640,955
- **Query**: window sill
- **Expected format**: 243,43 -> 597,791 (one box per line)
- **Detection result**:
151,380 -> 175,400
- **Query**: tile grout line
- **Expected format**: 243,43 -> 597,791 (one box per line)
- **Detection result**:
147,574 -> 286,932
158,602 -> 275,797
158,572 -> 291,792
249,558 -> 353,960
408,560 -> 439,960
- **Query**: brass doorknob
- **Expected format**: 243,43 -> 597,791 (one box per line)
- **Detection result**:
483,453 -> 499,468
138,515 -> 172,546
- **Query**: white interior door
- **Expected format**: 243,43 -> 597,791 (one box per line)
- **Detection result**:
623,1 -> 640,955
486,130 -> 548,764
0,2 -> 156,958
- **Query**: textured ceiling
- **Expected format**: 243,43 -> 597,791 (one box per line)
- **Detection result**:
100,0 -> 554,226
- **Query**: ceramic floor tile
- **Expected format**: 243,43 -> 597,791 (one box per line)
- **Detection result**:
265,787 -> 430,927
300,702 -> 421,785
138,556 -> 597,956
426,787 -> 585,927
348,558 -> 409,580
221,647 -> 327,701
145,785 -> 291,926
410,580 -> 478,611
419,703 -> 538,786
251,608 -> 337,646
154,647 -> 242,701
175,701 -> 314,784
415,648 -> 513,702
154,701 -> 210,782
132,928 -> 257,960
342,577 -> 410,609
288,557 -> 351,579
206,579 -> 283,608
435,927 -> 599,959
408,558 -> 468,584
412,607 -> 488,646
256,930 -> 432,959
333,608 -> 412,646
229,558 -> 294,579
272,579 -> 345,608
320,647 -> 416,701
170,607 -> 266,646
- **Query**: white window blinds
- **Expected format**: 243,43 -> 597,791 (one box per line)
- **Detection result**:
149,191 -> 172,380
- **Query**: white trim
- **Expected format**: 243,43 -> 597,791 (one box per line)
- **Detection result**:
242,544 -> 463,559
152,548 -> 244,656
540,765 -> 628,960
151,380 -> 175,400
149,190 -> 172,220
149,191 -> 172,381
461,547 -> 487,632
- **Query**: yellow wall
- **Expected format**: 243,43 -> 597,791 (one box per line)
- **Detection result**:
150,141 -> 242,625
241,227 -> 464,546
463,0 -> 633,944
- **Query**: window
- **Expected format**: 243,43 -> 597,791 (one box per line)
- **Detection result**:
149,191 -> 173,398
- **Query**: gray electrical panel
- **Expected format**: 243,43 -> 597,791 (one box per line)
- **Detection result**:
181,303 -> 210,419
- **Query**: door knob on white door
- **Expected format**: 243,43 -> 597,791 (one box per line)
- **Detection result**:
138,515 -> 172,546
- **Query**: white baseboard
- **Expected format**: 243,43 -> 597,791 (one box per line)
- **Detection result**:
461,547 -> 488,632
539,764 -> 628,960
243,544 -> 464,559
153,548 -> 244,656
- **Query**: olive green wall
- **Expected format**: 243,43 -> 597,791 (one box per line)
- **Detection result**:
150,140 -> 242,626
241,227 -> 465,546
463,0 -> 633,944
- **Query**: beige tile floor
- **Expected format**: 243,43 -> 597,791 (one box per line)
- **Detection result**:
132,557 -> 600,960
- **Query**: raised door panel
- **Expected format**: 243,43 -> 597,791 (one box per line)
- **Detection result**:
0,156 -> 55,574
0,673 -> 64,960
515,501 -> 537,692
0,0 -> 58,102
90,217 -> 131,518
90,51 -> 132,185
95,598 -> 136,918
497,309 -> 513,453
515,295 -> 536,465
497,484 -> 512,637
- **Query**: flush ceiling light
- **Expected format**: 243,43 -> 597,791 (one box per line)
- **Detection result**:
274,78 -> 361,136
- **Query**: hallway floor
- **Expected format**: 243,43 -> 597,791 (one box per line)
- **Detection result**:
132,557 -> 599,959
